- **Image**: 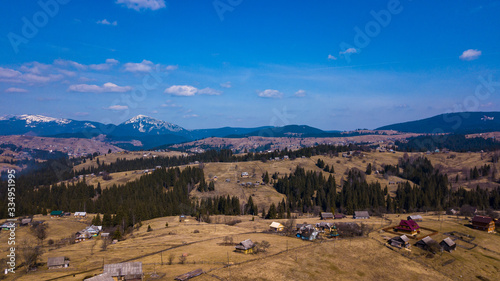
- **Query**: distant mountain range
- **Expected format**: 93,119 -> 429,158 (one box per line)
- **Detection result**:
376,112 -> 500,133
1,112 -> 499,150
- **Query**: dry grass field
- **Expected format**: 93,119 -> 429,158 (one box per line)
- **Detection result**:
2,213 -> 499,281
72,151 -> 187,172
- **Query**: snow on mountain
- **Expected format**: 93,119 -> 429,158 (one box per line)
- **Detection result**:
123,115 -> 184,133
11,114 -> 72,127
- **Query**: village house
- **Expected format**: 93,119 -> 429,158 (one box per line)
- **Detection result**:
395,220 -> 420,235
320,212 -> 334,220
103,261 -> 143,281
334,214 -> 346,219
84,273 -> 114,281
75,231 -> 92,243
235,239 -> 256,254
241,172 -> 249,178
440,237 -> 457,253
50,210 -> 64,218
269,222 -> 284,232
296,224 -> 319,241
471,215 -> 495,233
407,215 -> 423,222
388,235 -> 410,249
47,256 -> 70,269
353,211 -> 370,219
74,212 -> 87,218
416,236 -> 441,254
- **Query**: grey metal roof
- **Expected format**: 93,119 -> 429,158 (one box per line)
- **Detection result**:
321,212 -> 334,218
354,211 -> 370,217
441,237 -> 455,247
418,236 -> 437,245
103,262 -> 143,277
235,239 -> 255,250
47,256 -> 67,267
409,215 -> 423,220
84,273 -> 114,281
400,235 -> 410,243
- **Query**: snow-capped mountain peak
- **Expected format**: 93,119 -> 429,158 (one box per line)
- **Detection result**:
122,115 -> 184,133
7,114 -> 72,127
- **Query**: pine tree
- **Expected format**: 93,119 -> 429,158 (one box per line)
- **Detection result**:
366,163 -> 372,175
266,203 -> 277,219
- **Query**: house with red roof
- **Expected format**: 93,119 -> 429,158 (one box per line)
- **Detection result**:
471,215 -> 495,233
395,219 -> 420,235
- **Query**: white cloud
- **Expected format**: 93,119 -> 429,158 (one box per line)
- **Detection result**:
183,114 -> 199,118
220,81 -> 231,88
328,54 -> 337,60
23,73 -> 63,83
258,89 -> 283,98
164,85 -> 198,96
5,87 -> 28,93
294,89 -> 306,97
97,19 -> 118,26
68,82 -> 132,93
90,58 -> 120,71
161,100 -> 182,107
0,67 -> 22,79
459,49 -> 482,61
54,59 -> 87,70
106,105 -> 129,110
124,60 -> 154,72
116,0 -> 166,11
19,62 -> 51,74
339,48 -> 357,55
198,87 -> 222,95
165,65 -> 178,71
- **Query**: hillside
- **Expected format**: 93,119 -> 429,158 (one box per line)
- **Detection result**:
377,112 -> 500,133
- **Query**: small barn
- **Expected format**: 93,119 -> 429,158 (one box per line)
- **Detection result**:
47,256 -> 70,269
235,239 -> 255,254
241,172 -> 249,178
320,212 -> 334,220
388,235 -> 410,249
440,237 -> 457,253
407,215 -> 423,222
103,262 -> 143,281
471,215 -> 495,233
84,273 -> 114,281
395,220 -> 420,235
175,268 -> 204,281
269,222 -> 284,232
416,236 -> 441,254
353,211 -> 370,219
334,214 -> 346,220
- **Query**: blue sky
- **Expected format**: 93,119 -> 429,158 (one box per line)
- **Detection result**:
1,0 -> 499,130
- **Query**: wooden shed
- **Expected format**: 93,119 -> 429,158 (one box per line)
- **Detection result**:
440,237 -> 456,253
47,256 -> 70,269
353,211 -> 370,219
50,210 -> 64,218
103,262 -> 143,281
416,236 -> 441,254
388,235 -> 410,249
320,212 -> 334,220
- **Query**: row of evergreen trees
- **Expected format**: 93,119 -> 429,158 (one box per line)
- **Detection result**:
272,156 -> 500,214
